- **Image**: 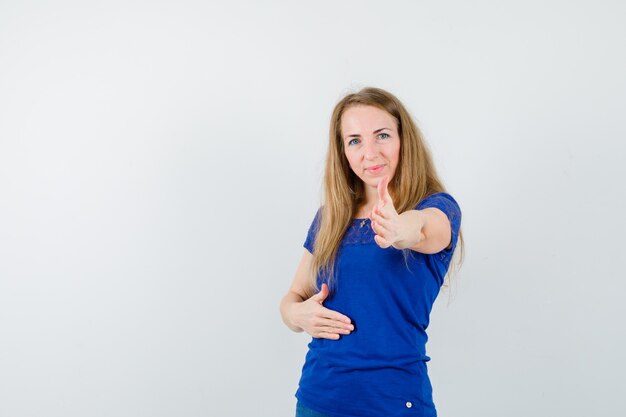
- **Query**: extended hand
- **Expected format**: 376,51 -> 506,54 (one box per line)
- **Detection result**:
369,176 -> 413,249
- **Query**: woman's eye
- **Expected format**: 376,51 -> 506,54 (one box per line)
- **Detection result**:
378,133 -> 390,140
348,138 -> 359,146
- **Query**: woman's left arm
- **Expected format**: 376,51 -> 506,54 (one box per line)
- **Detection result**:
398,208 -> 452,254
369,176 -> 452,253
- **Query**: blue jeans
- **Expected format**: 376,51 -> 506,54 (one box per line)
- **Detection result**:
295,400 -> 332,417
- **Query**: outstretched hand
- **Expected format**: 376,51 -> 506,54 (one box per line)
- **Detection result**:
369,176 -> 403,249
370,176 -> 427,249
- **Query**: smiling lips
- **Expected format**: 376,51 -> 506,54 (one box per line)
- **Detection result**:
366,164 -> 385,174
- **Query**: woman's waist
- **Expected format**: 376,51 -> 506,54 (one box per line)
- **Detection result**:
306,337 -> 430,370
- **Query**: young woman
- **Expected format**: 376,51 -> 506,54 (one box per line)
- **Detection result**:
280,87 -> 464,417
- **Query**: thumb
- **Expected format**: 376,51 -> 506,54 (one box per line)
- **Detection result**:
311,283 -> 329,304
377,176 -> 390,207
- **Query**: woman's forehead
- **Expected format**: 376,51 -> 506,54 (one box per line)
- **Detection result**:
341,105 -> 397,133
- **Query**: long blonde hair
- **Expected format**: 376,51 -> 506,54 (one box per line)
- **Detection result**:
306,87 -> 465,301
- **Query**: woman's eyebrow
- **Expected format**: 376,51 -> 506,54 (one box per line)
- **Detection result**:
346,127 -> 391,138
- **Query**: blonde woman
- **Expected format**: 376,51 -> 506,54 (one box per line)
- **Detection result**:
280,87 -> 464,417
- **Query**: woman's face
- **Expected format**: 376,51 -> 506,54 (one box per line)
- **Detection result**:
341,105 -> 401,191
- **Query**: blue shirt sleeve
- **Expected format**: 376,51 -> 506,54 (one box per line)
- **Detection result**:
303,207 -> 322,254
416,192 -> 462,263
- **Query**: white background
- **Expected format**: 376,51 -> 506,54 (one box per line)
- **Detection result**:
1,1 -> 625,416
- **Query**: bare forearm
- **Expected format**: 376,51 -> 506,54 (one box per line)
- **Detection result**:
401,208 -> 452,254
397,210 -> 427,250
280,291 -> 305,333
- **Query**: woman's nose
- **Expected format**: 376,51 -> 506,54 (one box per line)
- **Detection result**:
363,140 -> 379,160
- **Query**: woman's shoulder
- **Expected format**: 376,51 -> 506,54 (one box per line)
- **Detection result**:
417,191 -> 459,207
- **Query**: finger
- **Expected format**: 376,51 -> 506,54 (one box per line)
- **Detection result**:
311,283 -> 329,303
371,219 -> 391,239
370,218 -> 382,235
374,234 -> 391,249
317,325 -> 350,336
315,325 -> 352,337
374,201 -> 396,221
377,176 -> 389,206
321,307 -> 352,324
317,317 -> 354,331
370,207 -> 390,227
371,210 -> 393,227
316,332 -> 341,340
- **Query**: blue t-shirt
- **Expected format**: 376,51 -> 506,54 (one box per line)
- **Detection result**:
295,192 -> 462,417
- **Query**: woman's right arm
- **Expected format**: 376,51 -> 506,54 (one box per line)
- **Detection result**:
279,249 -> 354,339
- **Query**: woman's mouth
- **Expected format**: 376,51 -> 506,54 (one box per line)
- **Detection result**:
366,165 -> 385,175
